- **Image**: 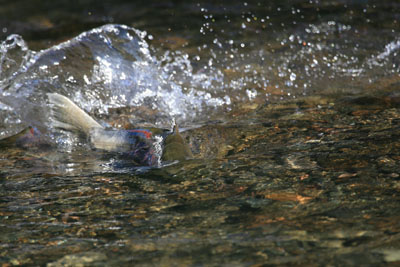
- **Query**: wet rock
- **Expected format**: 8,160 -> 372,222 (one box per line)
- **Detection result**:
46,252 -> 107,267
379,249 -> 400,263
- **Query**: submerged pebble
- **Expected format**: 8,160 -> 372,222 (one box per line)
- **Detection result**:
1,1 -> 400,265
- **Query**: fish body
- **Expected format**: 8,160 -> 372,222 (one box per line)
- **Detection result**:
47,93 -> 191,166
88,127 -> 161,166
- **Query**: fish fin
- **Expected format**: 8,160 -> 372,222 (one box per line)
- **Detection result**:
173,122 -> 179,134
48,93 -> 103,135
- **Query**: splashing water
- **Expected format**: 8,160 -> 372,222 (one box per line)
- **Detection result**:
0,17 -> 399,139
0,24 -> 232,138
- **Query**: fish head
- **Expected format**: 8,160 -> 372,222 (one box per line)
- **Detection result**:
161,126 -> 192,162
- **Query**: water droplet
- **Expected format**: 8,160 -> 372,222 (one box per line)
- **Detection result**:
290,73 -> 297,81
246,89 -> 257,100
83,74 -> 91,85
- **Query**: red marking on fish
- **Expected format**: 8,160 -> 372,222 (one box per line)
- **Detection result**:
127,129 -> 152,139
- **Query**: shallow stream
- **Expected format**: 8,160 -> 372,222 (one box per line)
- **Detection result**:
1,1 -> 400,266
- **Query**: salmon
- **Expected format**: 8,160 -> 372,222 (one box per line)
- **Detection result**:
47,93 -> 192,166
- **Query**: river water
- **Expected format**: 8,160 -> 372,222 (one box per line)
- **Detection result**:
1,1 -> 400,266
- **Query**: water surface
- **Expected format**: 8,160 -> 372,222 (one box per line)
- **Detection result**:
1,1 -> 400,266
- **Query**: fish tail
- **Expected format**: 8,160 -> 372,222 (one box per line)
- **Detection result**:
47,93 -> 103,135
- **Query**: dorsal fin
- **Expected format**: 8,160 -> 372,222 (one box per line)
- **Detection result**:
173,123 -> 179,134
